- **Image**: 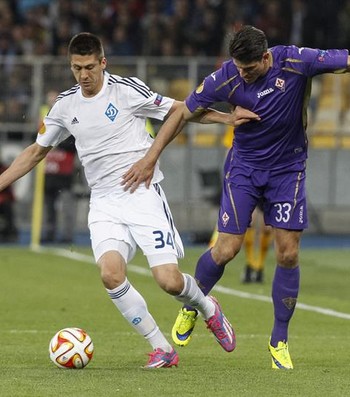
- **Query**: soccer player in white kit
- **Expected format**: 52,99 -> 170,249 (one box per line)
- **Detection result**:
0,32 -> 243,367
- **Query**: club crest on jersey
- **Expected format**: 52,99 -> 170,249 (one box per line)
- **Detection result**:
275,78 -> 285,92
154,94 -> 163,106
222,211 -> 230,227
132,317 -> 142,325
105,103 -> 118,122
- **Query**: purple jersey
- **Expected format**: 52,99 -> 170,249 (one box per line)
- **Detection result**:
186,46 -> 348,169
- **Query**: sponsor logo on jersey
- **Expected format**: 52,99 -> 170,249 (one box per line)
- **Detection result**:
275,78 -> 285,92
257,88 -> 274,99
38,122 -> 46,134
299,205 -> 304,223
196,81 -> 204,94
154,94 -> 163,106
105,103 -> 118,122
71,117 -> 79,125
222,211 -> 230,227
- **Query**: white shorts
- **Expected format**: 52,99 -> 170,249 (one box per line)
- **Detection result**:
88,183 -> 184,267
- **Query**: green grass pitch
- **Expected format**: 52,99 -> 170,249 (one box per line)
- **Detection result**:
0,245 -> 349,397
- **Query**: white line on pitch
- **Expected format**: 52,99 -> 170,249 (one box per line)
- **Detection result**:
33,246 -> 350,321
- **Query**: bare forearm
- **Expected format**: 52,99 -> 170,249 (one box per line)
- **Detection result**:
0,143 -> 50,191
145,107 -> 187,164
192,108 -> 232,124
144,106 -> 226,167
122,103 -> 260,192
192,106 -> 261,126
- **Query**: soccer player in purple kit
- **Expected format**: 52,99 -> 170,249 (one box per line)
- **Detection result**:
123,25 -> 350,369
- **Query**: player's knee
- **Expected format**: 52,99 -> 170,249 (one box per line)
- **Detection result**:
160,281 -> 181,295
160,275 -> 184,295
153,266 -> 184,295
276,249 -> 299,268
100,268 -> 125,289
212,243 -> 240,265
211,233 -> 244,265
98,254 -> 126,289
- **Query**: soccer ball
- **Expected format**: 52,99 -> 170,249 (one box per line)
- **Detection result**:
49,327 -> 94,369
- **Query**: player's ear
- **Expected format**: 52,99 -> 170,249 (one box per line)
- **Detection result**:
262,52 -> 270,63
101,57 -> 107,69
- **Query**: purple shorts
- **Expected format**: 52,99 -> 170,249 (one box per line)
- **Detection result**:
217,160 -> 308,234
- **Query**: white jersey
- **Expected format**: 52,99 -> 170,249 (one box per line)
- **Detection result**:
36,72 -> 174,197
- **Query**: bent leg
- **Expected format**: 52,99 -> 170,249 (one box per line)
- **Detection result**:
99,249 -> 172,353
174,232 -> 244,317
152,264 -> 214,320
194,232 -> 245,297
153,263 -> 236,352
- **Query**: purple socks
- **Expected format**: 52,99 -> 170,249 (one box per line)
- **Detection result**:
270,265 -> 300,347
184,249 -> 225,311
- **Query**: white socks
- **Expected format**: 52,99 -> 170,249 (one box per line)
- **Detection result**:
175,273 -> 215,320
106,278 -> 172,352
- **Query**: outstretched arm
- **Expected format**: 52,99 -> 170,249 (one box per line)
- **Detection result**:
0,143 -> 52,192
122,101 -> 260,193
196,105 -> 261,126
122,102 -> 260,192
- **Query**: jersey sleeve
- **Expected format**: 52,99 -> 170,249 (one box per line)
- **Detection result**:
36,100 -> 71,147
185,72 -> 221,113
122,77 -> 174,120
286,46 -> 349,76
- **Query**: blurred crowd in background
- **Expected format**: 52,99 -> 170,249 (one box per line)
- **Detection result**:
0,0 -> 349,58
2,0 -> 350,135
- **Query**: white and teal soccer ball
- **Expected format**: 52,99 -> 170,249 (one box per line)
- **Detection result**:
49,327 -> 94,369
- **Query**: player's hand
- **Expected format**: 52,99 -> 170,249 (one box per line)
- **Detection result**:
231,106 -> 260,126
122,158 -> 155,193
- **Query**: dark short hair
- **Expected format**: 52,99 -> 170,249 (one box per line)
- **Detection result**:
68,32 -> 104,60
229,25 -> 268,63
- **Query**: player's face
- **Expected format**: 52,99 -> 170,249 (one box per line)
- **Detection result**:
70,54 -> 107,97
233,52 -> 270,84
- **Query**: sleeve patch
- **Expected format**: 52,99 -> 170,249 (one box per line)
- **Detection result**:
154,94 -> 163,106
38,123 -> 46,134
317,50 -> 328,62
195,81 -> 204,94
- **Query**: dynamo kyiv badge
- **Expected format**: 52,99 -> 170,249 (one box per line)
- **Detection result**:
105,103 -> 118,122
